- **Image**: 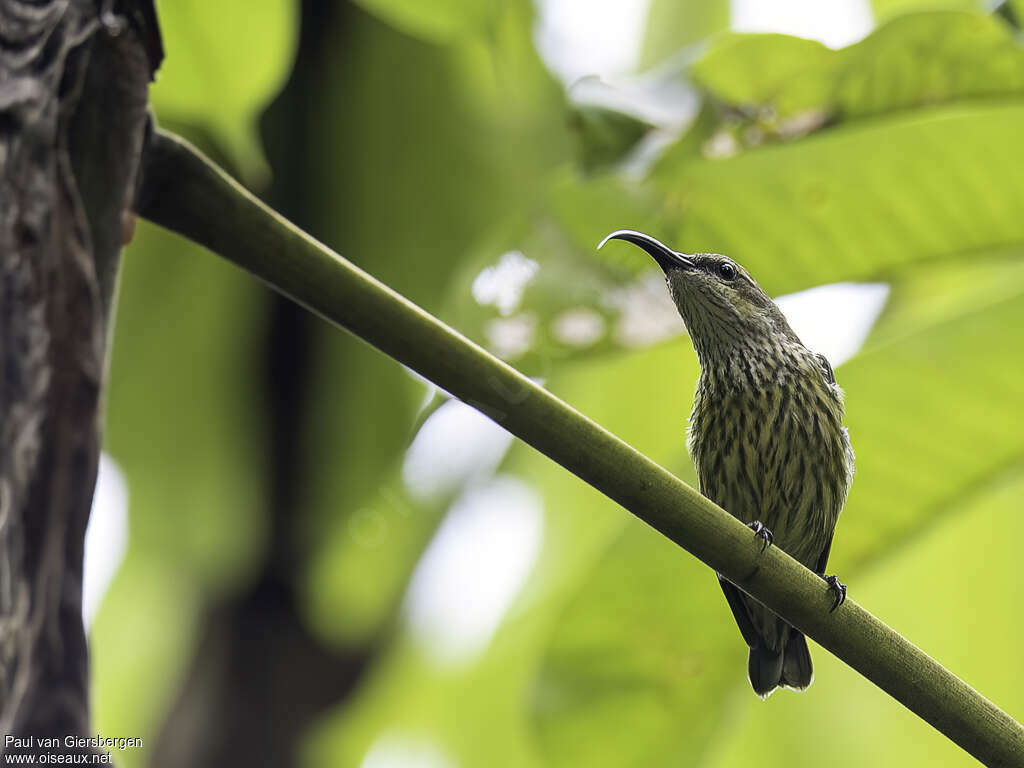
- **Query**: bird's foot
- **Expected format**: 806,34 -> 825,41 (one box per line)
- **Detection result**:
747,521 -> 773,553
823,574 -> 846,612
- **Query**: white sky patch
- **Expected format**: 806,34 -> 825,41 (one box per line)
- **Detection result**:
553,307 -> 606,347
534,0 -> 698,130
404,476 -> 543,665
570,73 -> 701,129
731,0 -> 874,48
485,314 -> 536,360
776,282 -> 890,367
403,400 -> 515,502
360,733 -> 457,768
535,0 -> 876,87
83,453 -> 128,629
472,251 -> 539,317
534,0 -> 652,85
608,270 -> 684,348
533,0 -> 877,151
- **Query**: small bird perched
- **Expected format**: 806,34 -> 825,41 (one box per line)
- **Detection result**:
599,230 -> 854,698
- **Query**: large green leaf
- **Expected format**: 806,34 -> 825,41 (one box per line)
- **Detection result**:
1014,0 -> 1024,25
531,523 -> 737,768
870,0 -> 983,21
836,261 -> 1024,568
570,104 -> 655,173
654,104 -> 1024,296
150,0 -> 297,180
690,34 -> 839,117
688,12 -> 1024,146
837,12 -> 1024,117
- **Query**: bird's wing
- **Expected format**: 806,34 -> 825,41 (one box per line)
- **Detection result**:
814,531 -> 835,576
815,353 -> 836,385
717,575 -> 761,648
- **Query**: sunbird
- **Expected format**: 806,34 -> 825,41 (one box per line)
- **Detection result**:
600,230 -> 854,698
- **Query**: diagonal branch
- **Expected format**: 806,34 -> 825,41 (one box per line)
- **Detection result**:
134,127 -> 1024,768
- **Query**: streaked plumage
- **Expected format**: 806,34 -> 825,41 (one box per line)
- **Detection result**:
600,230 -> 854,698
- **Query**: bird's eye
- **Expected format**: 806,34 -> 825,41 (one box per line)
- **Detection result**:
717,262 -> 737,281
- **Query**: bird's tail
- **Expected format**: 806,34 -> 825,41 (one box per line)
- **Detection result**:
748,631 -> 813,698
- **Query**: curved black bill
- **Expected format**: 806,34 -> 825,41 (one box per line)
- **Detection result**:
597,230 -> 694,272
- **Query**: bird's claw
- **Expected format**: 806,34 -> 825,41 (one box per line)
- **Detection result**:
747,521 -> 773,553
824,574 -> 846,612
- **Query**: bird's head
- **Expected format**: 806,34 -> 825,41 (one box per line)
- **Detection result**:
599,229 -> 797,365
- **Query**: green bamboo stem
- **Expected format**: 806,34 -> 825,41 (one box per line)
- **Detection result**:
134,128 -> 1024,767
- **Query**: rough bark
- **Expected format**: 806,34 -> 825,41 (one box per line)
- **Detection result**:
0,0 -> 159,755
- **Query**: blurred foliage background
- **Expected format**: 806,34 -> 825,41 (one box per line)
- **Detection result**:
91,0 -> 1024,766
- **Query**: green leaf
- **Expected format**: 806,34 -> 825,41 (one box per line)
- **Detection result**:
837,12 -> 1024,117
570,103 -> 654,173
653,104 -> 1024,297
350,0 -> 502,42
531,522 -> 737,768
861,250 -> 1024,350
639,0 -> 730,70
150,0 -> 297,181
691,33 -> 839,117
833,259 -> 1024,569
687,12 -> 1024,146
1013,0 -> 1024,27
869,0 -> 984,22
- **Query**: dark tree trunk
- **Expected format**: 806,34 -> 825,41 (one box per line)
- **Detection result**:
148,3 -> 381,765
0,0 -> 159,757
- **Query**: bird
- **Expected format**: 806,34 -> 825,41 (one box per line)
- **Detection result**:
599,229 -> 854,698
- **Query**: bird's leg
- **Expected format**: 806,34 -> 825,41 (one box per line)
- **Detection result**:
747,521 -> 773,552
823,574 -> 846,611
